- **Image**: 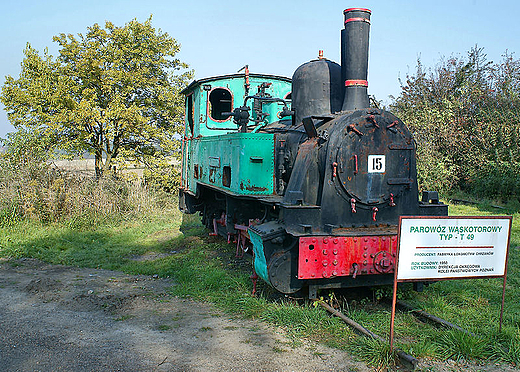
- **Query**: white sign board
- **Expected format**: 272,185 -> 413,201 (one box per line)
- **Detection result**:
397,217 -> 511,281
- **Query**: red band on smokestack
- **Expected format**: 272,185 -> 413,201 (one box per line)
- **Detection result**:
344,17 -> 370,24
344,8 -> 371,14
345,80 -> 368,87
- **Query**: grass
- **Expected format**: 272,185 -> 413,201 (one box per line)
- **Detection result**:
348,337 -> 396,370
1,192 -> 519,370
115,314 -> 133,321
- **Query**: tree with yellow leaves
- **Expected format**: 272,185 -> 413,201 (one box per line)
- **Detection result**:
1,17 -> 192,179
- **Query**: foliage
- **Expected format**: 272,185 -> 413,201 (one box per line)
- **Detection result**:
0,128 -> 53,171
347,337 -> 396,370
392,47 -> 520,199
435,330 -> 488,362
0,147 -> 170,227
141,157 -> 180,193
0,130 -> 52,226
1,17 -> 192,178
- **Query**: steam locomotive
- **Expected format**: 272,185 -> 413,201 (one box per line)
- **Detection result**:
179,8 -> 447,298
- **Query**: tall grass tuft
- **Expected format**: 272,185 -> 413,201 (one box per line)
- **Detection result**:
435,329 -> 488,362
347,337 -> 396,371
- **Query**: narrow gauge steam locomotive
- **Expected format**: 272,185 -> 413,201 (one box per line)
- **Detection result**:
179,8 -> 447,298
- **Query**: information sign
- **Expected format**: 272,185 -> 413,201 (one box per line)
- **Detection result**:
390,215 -> 512,349
397,217 -> 511,280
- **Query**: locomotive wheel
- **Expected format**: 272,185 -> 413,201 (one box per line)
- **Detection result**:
267,250 -> 303,294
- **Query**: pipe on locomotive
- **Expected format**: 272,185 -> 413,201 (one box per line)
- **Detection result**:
341,8 -> 371,111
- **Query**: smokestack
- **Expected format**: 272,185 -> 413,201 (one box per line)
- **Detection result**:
341,8 -> 371,111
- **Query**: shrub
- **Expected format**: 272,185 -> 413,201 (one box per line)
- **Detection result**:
392,48 -> 520,200
0,157 -> 174,228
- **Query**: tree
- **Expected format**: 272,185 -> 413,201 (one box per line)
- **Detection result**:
1,17 -> 192,178
392,47 -> 520,198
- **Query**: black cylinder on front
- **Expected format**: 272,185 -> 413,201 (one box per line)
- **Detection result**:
341,8 -> 371,111
291,58 -> 343,125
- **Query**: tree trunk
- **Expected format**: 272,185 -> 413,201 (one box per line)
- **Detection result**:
103,152 -> 113,176
94,153 -> 103,179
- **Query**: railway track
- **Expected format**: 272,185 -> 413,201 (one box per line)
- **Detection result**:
319,299 -> 477,370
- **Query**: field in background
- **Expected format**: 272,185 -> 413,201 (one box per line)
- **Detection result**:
51,159 -> 159,178
51,158 -> 180,175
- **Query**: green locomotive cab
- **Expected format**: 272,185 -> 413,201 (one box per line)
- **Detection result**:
180,73 -> 291,202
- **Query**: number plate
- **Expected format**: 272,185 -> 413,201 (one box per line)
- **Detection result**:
368,155 -> 385,173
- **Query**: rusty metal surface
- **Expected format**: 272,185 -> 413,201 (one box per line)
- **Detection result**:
335,110 -> 414,206
298,234 -> 397,280
285,224 -> 398,237
191,134 -> 276,195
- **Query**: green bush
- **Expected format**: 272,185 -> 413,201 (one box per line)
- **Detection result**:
143,162 -> 180,193
468,161 -> 520,198
392,48 -> 520,200
0,204 -> 23,228
0,127 -> 179,227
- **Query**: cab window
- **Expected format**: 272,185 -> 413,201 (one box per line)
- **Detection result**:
186,94 -> 194,136
208,88 -> 232,121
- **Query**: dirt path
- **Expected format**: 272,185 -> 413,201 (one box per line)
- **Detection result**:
0,258 -> 368,372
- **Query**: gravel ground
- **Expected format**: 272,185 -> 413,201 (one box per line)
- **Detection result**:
1,258 -> 517,372
0,258 -> 368,372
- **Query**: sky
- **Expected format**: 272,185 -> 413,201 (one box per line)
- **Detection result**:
1,0 -> 519,138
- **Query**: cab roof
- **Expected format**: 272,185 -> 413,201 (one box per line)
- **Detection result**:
180,73 -> 291,95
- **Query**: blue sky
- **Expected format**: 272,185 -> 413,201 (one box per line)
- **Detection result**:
1,0 -> 519,138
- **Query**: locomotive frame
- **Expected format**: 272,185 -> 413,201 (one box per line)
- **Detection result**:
179,8 -> 448,298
